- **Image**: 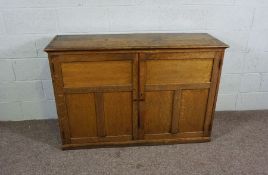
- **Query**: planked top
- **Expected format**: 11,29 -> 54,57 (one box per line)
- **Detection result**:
44,33 -> 229,52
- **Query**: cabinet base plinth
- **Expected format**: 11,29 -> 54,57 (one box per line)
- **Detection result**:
61,137 -> 211,150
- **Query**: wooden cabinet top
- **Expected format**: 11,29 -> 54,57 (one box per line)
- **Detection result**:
44,33 -> 228,52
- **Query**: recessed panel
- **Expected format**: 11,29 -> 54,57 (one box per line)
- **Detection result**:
66,93 -> 97,138
62,60 -> 132,88
179,89 -> 209,132
103,92 -> 133,136
146,59 -> 213,85
144,91 -> 173,134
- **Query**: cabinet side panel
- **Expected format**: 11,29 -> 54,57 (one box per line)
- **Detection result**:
204,51 -> 225,136
144,91 -> 173,134
66,93 -> 97,138
179,89 -> 209,132
103,92 -> 133,136
49,55 -> 71,143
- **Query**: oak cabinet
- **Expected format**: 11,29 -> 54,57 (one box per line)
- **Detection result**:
45,33 -> 228,149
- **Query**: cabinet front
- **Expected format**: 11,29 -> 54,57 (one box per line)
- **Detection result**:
139,52 -> 220,140
51,53 -> 138,144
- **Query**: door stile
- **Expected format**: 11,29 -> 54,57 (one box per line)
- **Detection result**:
170,89 -> 181,134
138,53 -> 146,139
132,55 -> 139,140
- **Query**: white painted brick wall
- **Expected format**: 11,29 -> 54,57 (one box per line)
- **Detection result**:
58,7 -> 110,33
0,102 -> 22,120
0,12 -> 4,34
240,73 -> 261,92
248,31 -> 268,52
244,52 -> 268,72
237,92 -> 268,110
0,59 -> 15,81
235,0 -> 268,6
42,80 -> 55,100
0,36 -> 37,58
12,58 -> 51,80
21,100 -> 57,120
252,7 -> 268,30
219,74 -> 241,94
0,0 -> 267,120
216,94 -> 237,111
4,9 -> 57,34
110,6 -> 159,32
35,36 -> 54,57
205,6 -> 254,30
0,81 -> 45,102
210,31 -> 250,52
0,0 -> 83,8
260,73 -> 268,91
85,0 -> 136,7
222,51 -> 245,74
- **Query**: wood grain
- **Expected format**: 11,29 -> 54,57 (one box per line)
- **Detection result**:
49,57 -> 71,144
132,56 -> 139,139
45,33 -> 228,52
62,136 -> 210,150
138,56 -> 146,139
204,51 -> 225,136
179,89 -> 209,132
95,92 -> 106,137
63,85 -> 132,93
145,83 -> 211,91
144,132 -> 204,140
61,61 -> 132,88
144,91 -> 173,135
103,92 -> 132,137
143,52 -> 216,60
146,59 -> 213,85
66,93 -> 97,138
171,90 -> 181,134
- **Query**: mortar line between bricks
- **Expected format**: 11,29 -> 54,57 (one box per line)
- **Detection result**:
11,61 -> 17,81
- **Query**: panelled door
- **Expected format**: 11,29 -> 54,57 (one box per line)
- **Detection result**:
138,52 -> 221,140
51,53 -> 139,144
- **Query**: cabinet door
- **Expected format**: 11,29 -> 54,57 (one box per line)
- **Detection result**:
51,53 -> 138,144
139,52 -> 220,140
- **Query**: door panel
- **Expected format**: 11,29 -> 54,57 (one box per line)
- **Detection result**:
53,53 -> 138,144
179,89 -> 209,132
146,58 -> 213,85
66,93 -> 97,138
103,92 -> 133,136
144,91 -> 173,134
61,60 -> 132,88
139,52 -> 214,140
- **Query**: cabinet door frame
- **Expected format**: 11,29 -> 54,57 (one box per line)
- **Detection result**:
138,51 -> 222,140
49,52 -> 139,144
